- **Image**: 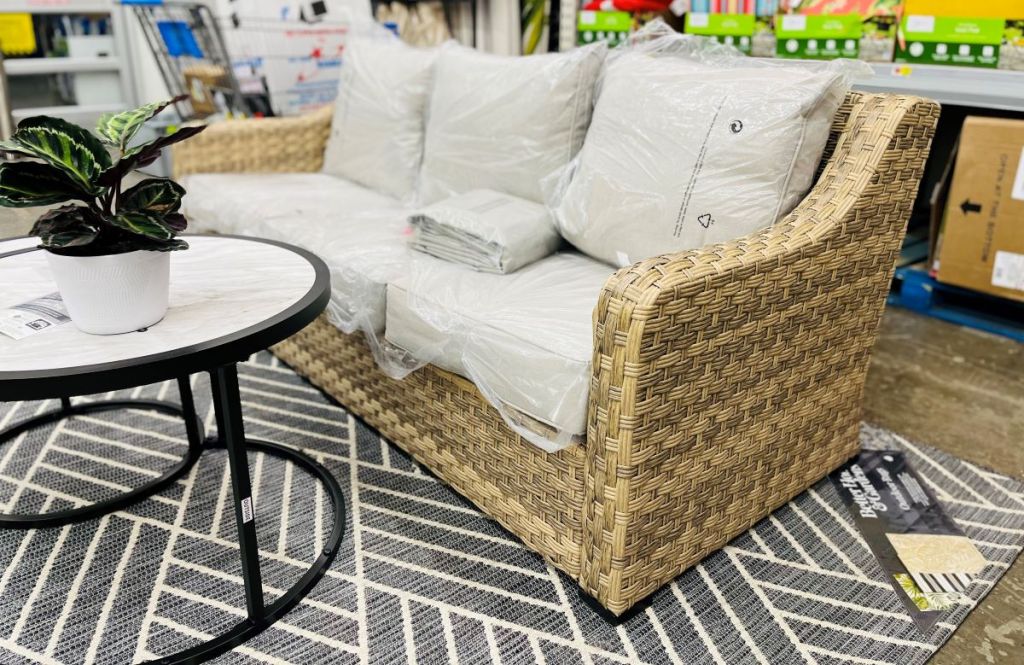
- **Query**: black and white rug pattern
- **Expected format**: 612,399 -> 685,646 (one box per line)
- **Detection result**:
0,353 -> 1022,664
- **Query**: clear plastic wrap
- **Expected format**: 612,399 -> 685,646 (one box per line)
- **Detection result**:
385,250 -> 614,452
320,30 -> 440,203
409,189 -> 562,274
417,41 -> 607,204
546,19 -> 871,268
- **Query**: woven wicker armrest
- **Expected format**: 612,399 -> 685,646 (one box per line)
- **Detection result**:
581,92 -> 940,614
172,106 -> 333,178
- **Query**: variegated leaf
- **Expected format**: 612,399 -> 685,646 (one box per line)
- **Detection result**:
120,178 -> 185,214
0,116 -> 110,193
30,205 -> 101,250
99,124 -> 206,186
96,96 -> 186,150
0,161 -> 92,207
109,210 -> 175,241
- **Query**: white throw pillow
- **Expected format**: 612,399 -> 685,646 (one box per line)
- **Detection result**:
552,51 -> 850,267
418,42 -> 607,204
322,38 -> 438,201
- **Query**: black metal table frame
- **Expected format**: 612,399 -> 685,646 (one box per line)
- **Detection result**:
0,236 -> 342,664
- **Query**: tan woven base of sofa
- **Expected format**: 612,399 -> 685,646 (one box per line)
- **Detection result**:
272,315 -> 860,613
271,318 -> 587,577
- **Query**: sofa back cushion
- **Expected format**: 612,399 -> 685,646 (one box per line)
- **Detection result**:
552,51 -> 851,267
322,38 -> 437,201
417,42 -> 607,205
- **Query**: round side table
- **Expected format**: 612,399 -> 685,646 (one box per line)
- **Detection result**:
0,235 -> 343,664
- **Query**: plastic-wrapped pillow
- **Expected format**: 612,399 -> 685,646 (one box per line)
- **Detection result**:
418,42 -> 607,205
551,23 -> 867,267
321,36 -> 438,201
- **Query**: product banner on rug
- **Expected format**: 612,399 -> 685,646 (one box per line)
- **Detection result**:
831,450 -> 988,632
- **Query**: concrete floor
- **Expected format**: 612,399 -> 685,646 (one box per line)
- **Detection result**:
1,212 -> 1021,661
865,309 -> 1024,663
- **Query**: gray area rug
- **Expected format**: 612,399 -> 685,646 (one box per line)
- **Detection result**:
0,352 -> 1022,664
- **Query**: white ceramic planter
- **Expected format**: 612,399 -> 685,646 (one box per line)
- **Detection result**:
46,250 -> 170,335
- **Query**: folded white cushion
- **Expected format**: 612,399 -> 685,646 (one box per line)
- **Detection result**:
409,189 -> 561,273
385,252 -> 613,442
553,51 -> 849,267
321,38 -> 438,201
418,42 -> 607,204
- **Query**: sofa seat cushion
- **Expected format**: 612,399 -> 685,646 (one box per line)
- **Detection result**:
385,252 -> 613,443
182,172 -> 410,333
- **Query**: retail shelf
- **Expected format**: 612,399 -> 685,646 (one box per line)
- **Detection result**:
2,1 -> 113,14
3,56 -> 121,76
854,63 -> 1024,113
11,102 -> 125,123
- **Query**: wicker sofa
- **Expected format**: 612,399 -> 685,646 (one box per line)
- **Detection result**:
173,91 -> 938,615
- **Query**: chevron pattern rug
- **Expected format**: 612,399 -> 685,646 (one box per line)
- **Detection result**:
0,352 -> 1022,664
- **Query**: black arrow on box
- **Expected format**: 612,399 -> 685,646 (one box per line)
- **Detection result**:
960,199 -> 982,215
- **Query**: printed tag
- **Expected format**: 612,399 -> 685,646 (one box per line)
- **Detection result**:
1012,146 -> 1024,201
687,11 -> 709,27
0,292 -> 71,340
780,15 -> 807,32
830,451 -> 986,632
579,10 -> 596,26
905,15 -> 936,34
241,497 -> 254,523
992,251 -> 1024,292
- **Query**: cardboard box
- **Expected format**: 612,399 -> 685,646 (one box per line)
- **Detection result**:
935,117 -> 1024,302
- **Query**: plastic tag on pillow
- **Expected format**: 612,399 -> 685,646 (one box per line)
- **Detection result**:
615,251 -> 631,268
0,292 -> 70,340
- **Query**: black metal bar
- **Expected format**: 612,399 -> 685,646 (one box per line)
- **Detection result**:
210,363 -> 265,619
60,396 -> 71,410
0,400 -> 204,529
177,375 -> 203,453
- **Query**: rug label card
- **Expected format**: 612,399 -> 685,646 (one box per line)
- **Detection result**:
830,450 -> 987,632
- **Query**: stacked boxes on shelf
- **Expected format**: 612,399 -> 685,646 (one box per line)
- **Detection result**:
774,0 -> 900,62
895,0 -> 1024,70
683,1 -> 777,56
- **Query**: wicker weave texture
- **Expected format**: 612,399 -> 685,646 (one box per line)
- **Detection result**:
183,91 -> 938,614
272,324 -> 588,575
582,93 -> 939,612
172,106 -> 332,178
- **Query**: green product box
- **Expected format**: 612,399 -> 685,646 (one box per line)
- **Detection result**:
775,13 -> 863,59
577,10 -> 632,47
684,13 -> 757,54
895,15 -> 1004,68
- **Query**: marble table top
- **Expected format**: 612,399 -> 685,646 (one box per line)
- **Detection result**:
0,235 -> 322,375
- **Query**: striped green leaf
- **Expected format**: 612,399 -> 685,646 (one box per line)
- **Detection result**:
0,161 -> 92,207
109,210 -> 175,241
99,124 -> 206,186
120,178 -> 185,214
30,205 -> 101,250
96,96 -> 185,150
0,116 -> 110,193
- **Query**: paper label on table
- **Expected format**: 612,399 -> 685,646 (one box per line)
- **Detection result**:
1012,147 -> 1024,201
830,451 -> 985,633
0,293 -> 71,340
992,251 -> 1024,292
241,497 -> 254,523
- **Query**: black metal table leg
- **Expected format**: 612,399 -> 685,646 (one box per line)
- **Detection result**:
210,363 -> 265,619
142,364 -> 346,664
0,382 -> 205,529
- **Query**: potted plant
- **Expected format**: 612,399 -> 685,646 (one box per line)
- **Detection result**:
0,96 -> 205,335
